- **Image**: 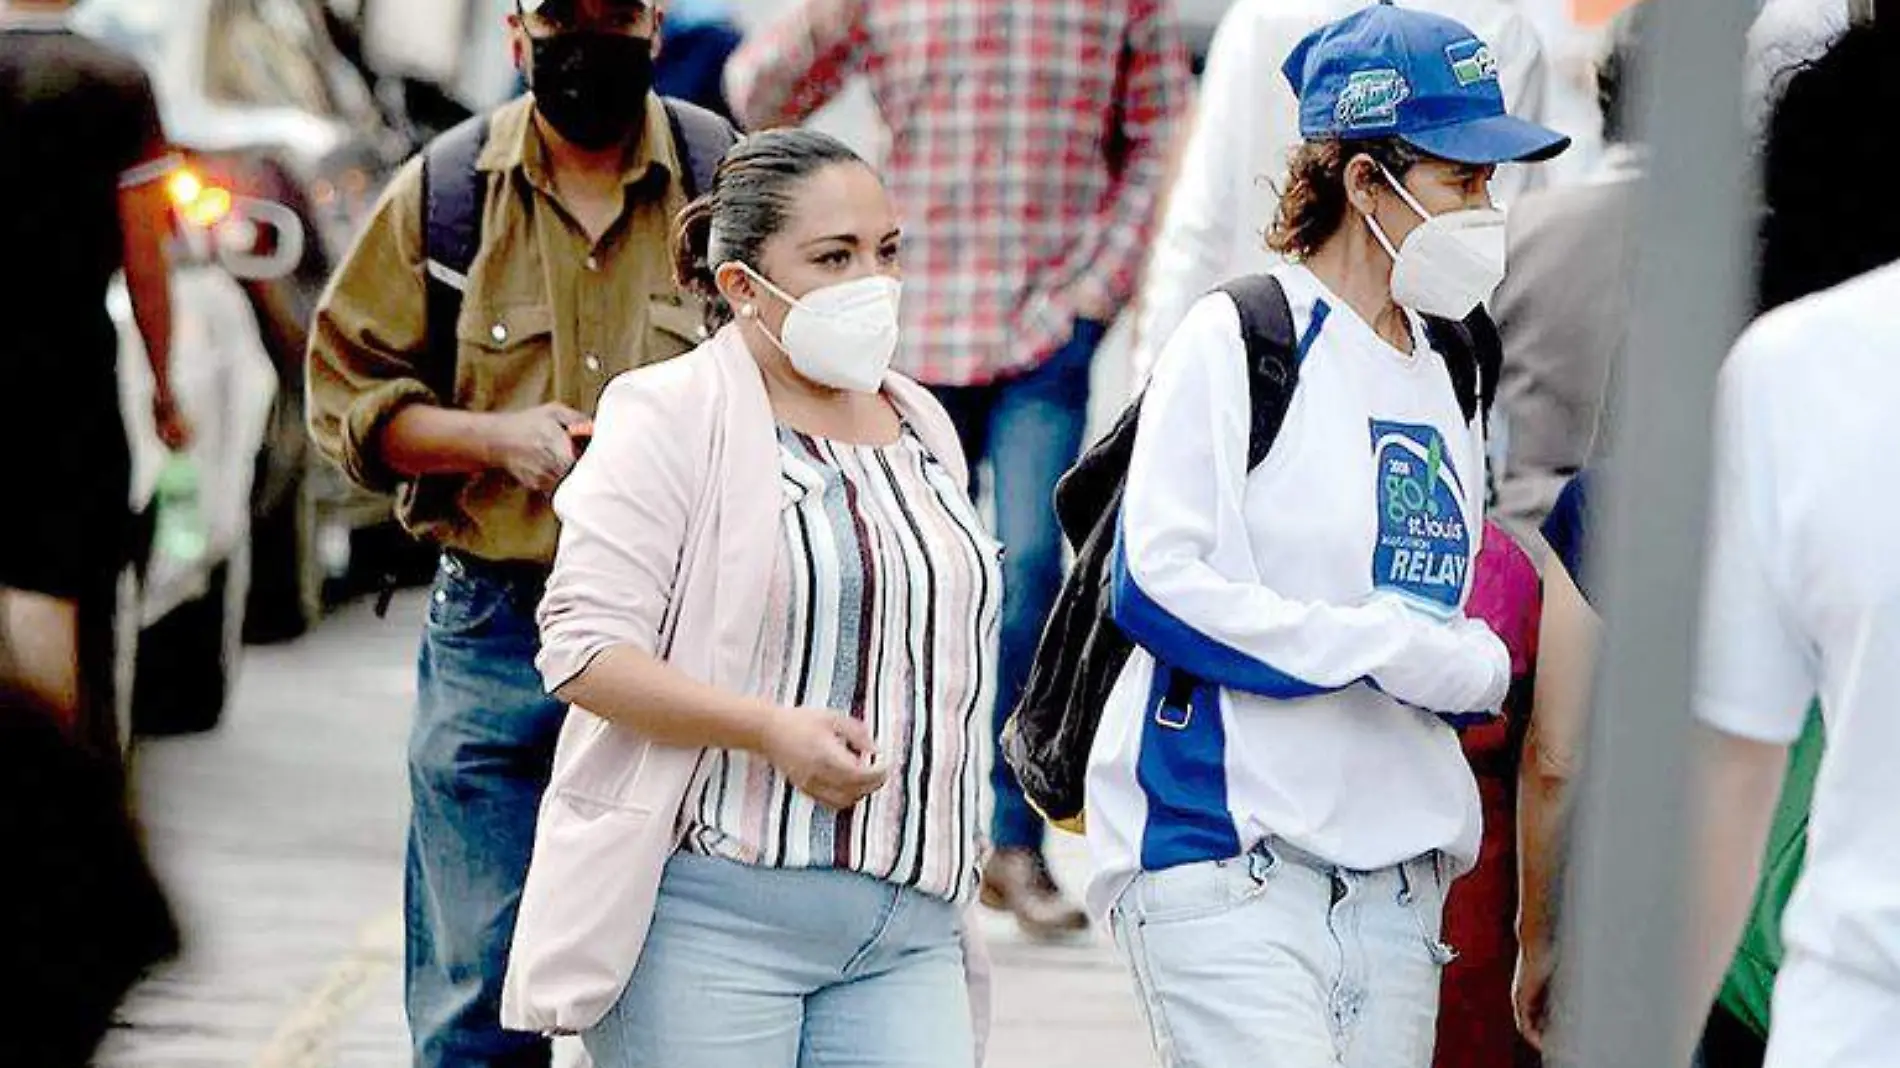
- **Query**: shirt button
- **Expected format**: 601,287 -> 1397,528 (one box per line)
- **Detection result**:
584,255 -> 599,272
585,352 -> 603,373
490,322 -> 508,344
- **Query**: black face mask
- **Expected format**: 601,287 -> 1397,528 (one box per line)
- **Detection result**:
528,32 -> 654,151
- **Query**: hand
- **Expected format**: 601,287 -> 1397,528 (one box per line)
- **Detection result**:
488,403 -> 588,493
759,706 -> 889,810
152,388 -> 194,451
1366,597 -> 1512,715
1452,617 -> 1513,714
1513,945 -> 1556,1051
1066,285 -> 1113,324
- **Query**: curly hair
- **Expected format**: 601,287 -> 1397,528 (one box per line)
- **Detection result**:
1265,137 -> 1424,260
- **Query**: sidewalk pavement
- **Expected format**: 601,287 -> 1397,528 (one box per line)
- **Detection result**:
100,593 -> 1156,1068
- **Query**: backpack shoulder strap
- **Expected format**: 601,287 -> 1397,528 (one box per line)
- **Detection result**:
420,112 -> 492,393
662,96 -> 739,201
1215,273 -> 1301,470
1423,307 -> 1503,426
1466,307 -> 1503,416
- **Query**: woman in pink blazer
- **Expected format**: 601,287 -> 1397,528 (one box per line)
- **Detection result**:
501,128 -> 997,1068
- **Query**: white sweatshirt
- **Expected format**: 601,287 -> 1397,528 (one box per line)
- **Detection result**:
1085,264 -> 1509,919
1132,0 -> 1550,385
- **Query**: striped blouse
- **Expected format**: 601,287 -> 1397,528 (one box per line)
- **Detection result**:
678,423 -> 1002,902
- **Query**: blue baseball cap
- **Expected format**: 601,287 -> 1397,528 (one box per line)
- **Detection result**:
1283,2 -> 1569,164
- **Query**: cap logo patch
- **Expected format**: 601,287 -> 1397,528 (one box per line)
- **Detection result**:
1445,39 -> 1498,87
1335,69 -> 1410,129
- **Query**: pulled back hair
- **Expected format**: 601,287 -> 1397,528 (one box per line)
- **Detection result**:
673,128 -> 868,330
1756,17 -> 1900,313
1265,137 -> 1423,260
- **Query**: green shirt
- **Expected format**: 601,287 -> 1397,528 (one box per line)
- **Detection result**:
1716,703 -> 1825,1037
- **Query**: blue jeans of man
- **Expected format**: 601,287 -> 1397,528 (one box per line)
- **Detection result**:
406,555 -> 567,1067
929,320 -> 1101,852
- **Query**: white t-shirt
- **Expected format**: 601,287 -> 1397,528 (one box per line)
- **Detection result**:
1697,260 -> 1900,1068
1130,0 -> 1551,385
1084,264 -> 1508,920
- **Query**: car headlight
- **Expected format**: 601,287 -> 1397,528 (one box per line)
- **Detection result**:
167,168 -> 234,229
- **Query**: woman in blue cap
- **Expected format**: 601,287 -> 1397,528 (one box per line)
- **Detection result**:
1081,4 -> 1567,1066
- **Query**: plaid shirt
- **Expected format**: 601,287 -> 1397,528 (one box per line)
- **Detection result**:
726,0 -> 1192,387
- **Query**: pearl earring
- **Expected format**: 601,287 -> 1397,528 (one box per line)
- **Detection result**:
740,304 -> 756,319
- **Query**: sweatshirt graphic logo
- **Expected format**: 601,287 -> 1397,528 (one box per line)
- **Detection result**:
1370,420 -> 1472,615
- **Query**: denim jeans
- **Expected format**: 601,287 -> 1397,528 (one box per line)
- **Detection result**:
1110,841 -> 1455,1068
930,320 -> 1101,851
583,852 -> 974,1068
406,555 -> 567,1068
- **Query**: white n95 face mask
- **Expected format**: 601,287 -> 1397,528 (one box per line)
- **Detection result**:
1363,164 -> 1507,320
743,267 -> 902,393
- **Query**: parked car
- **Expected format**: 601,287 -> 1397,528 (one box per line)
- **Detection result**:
73,0 -> 421,645
113,181 -> 301,738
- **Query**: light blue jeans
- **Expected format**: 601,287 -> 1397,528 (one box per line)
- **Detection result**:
584,852 -> 975,1068
1110,841 -> 1455,1068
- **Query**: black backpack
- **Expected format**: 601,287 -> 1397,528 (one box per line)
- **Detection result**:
1000,274 -> 1501,831
418,97 -> 738,379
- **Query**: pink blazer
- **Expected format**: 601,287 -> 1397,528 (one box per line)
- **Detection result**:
500,326 -> 993,1052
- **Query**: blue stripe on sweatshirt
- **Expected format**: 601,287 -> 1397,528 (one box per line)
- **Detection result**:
1136,666 -> 1242,872
1110,528 -> 1346,700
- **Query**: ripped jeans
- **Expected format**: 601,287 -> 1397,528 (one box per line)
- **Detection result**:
1110,840 -> 1456,1068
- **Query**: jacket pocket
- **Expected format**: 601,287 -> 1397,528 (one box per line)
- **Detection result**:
1127,852 -> 1272,927
504,792 -> 668,1034
427,558 -> 511,640
646,293 -> 709,365
1403,854 -> 1458,967
456,302 -> 556,408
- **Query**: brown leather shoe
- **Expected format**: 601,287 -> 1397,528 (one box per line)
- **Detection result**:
979,847 -> 1090,939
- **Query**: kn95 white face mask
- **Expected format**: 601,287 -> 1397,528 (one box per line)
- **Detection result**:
742,266 -> 903,393
1362,163 -> 1507,320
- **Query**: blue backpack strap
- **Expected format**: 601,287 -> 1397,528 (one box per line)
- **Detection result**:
662,95 -> 739,201
1216,273 -> 1301,471
420,113 -> 492,398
